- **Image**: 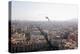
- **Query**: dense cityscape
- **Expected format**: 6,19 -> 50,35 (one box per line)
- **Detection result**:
9,19 -> 78,53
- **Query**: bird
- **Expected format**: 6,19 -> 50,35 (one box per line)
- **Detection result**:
45,16 -> 50,21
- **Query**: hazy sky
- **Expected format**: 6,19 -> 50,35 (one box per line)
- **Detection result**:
12,1 -> 78,21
